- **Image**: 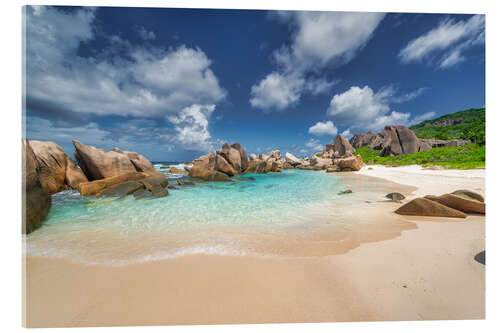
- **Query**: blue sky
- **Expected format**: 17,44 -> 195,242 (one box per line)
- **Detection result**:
24,6 -> 485,161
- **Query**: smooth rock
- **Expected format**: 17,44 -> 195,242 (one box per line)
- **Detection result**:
30,140 -> 68,194
425,193 -> 485,214
451,189 -> 484,203
386,192 -> 405,201
395,197 -> 466,218
336,155 -> 363,171
23,140 -> 51,233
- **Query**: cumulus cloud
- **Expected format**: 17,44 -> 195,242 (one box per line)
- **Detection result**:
325,85 -> 426,133
399,14 -> 484,68
341,128 -> 352,139
249,72 -> 303,110
167,104 -> 220,152
250,11 -> 385,111
25,6 -> 227,154
308,121 -> 338,136
136,26 -> 156,40
305,138 -> 323,152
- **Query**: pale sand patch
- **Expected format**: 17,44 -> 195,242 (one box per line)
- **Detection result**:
357,164 -> 485,197
24,166 -> 485,327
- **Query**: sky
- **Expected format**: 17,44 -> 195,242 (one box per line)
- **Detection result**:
24,6 -> 485,161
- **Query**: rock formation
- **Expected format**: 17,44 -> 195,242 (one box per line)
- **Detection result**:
395,197 -> 467,218
23,140 -> 51,233
425,194 -> 485,214
188,142 -> 250,180
73,140 -> 157,181
30,140 -> 88,194
335,155 -> 363,171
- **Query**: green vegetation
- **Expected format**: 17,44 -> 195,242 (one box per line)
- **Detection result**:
315,152 -> 323,157
410,108 -> 485,144
354,144 -> 485,169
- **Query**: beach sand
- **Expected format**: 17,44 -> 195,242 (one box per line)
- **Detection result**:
23,165 -> 485,327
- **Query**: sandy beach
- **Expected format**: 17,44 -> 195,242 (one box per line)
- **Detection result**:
23,165 -> 485,327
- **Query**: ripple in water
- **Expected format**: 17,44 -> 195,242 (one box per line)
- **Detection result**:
25,169 -> 401,265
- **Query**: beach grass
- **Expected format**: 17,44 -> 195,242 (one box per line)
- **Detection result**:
354,144 -> 485,169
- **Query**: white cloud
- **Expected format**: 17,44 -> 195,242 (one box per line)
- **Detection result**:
278,11 -> 386,71
167,104 -> 220,152
136,26 -> 156,40
308,121 -> 338,136
326,85 -> 428,133
250,12 -> 385,111
399,14 -> 484,68
341,129 -> 352,139
25,6 -> 227,153
408,111 -> 437,126
249,72 -> 303,110
305,138 -> 323,152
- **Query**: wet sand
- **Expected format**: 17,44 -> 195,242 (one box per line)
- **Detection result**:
23,166 -> 485,327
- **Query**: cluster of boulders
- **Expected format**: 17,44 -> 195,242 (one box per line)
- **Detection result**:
22,139 -> 170,233
349,125 -> 470,157
395,190 -> 485,218
187,137 -> 367,181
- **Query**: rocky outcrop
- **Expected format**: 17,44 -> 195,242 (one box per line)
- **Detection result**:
78,171 -> 169,198
451,189 -> 484,202
188,142 -> 250,180
386,192 -> 405,201
332,135 -> 355,157
249,153 -> 258,161
420,138 -> 471,148
395,197 -> 467,218
425,194 -> 485,214
73,140 -> 158,181
310,155 -> 333,169
323,135 -> 355,158
231,143 -> 249,171
188,166 -> 231,181
285,152 -> 302,166
335,155 -> 363,171
64,156 -> 88,189
30,140 -> 88,194
23,140 -> 51,233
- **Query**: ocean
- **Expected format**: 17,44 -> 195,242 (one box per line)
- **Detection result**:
24,164 -> 400,266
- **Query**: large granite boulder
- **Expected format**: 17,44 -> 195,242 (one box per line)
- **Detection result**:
23,140 -> 51,233
395,197 -> 466,218
425,194 -> 485,214
249,153 -> 258,161
218,143 -> 243,172
245,160 -> 268,173
379,126 -> 424,157
30,140 -> 68,194
189,142 -> 252,180
111,148 -> 156,174
335,155 -> 363,171
231,142 -> 249,171
78,172 -> 148,196
451,189 -> 484,202
64,156 -> 88,189
188,166 -> 231,181
73,140 -> 137,181
73,140 -> 159,181
214,153 -> 237,176
350,134 -> 364,149
332,134 -> 355,157
310,155 -> 333,169
30,140 -> 89,193
285,152 -> 302,166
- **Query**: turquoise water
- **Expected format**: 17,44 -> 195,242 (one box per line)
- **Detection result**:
25,167 -> 398,265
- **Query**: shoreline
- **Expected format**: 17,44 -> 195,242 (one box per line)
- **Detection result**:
24,165 -> 485,327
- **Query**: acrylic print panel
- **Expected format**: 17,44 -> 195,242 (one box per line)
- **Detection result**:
22,5 -> 485,327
